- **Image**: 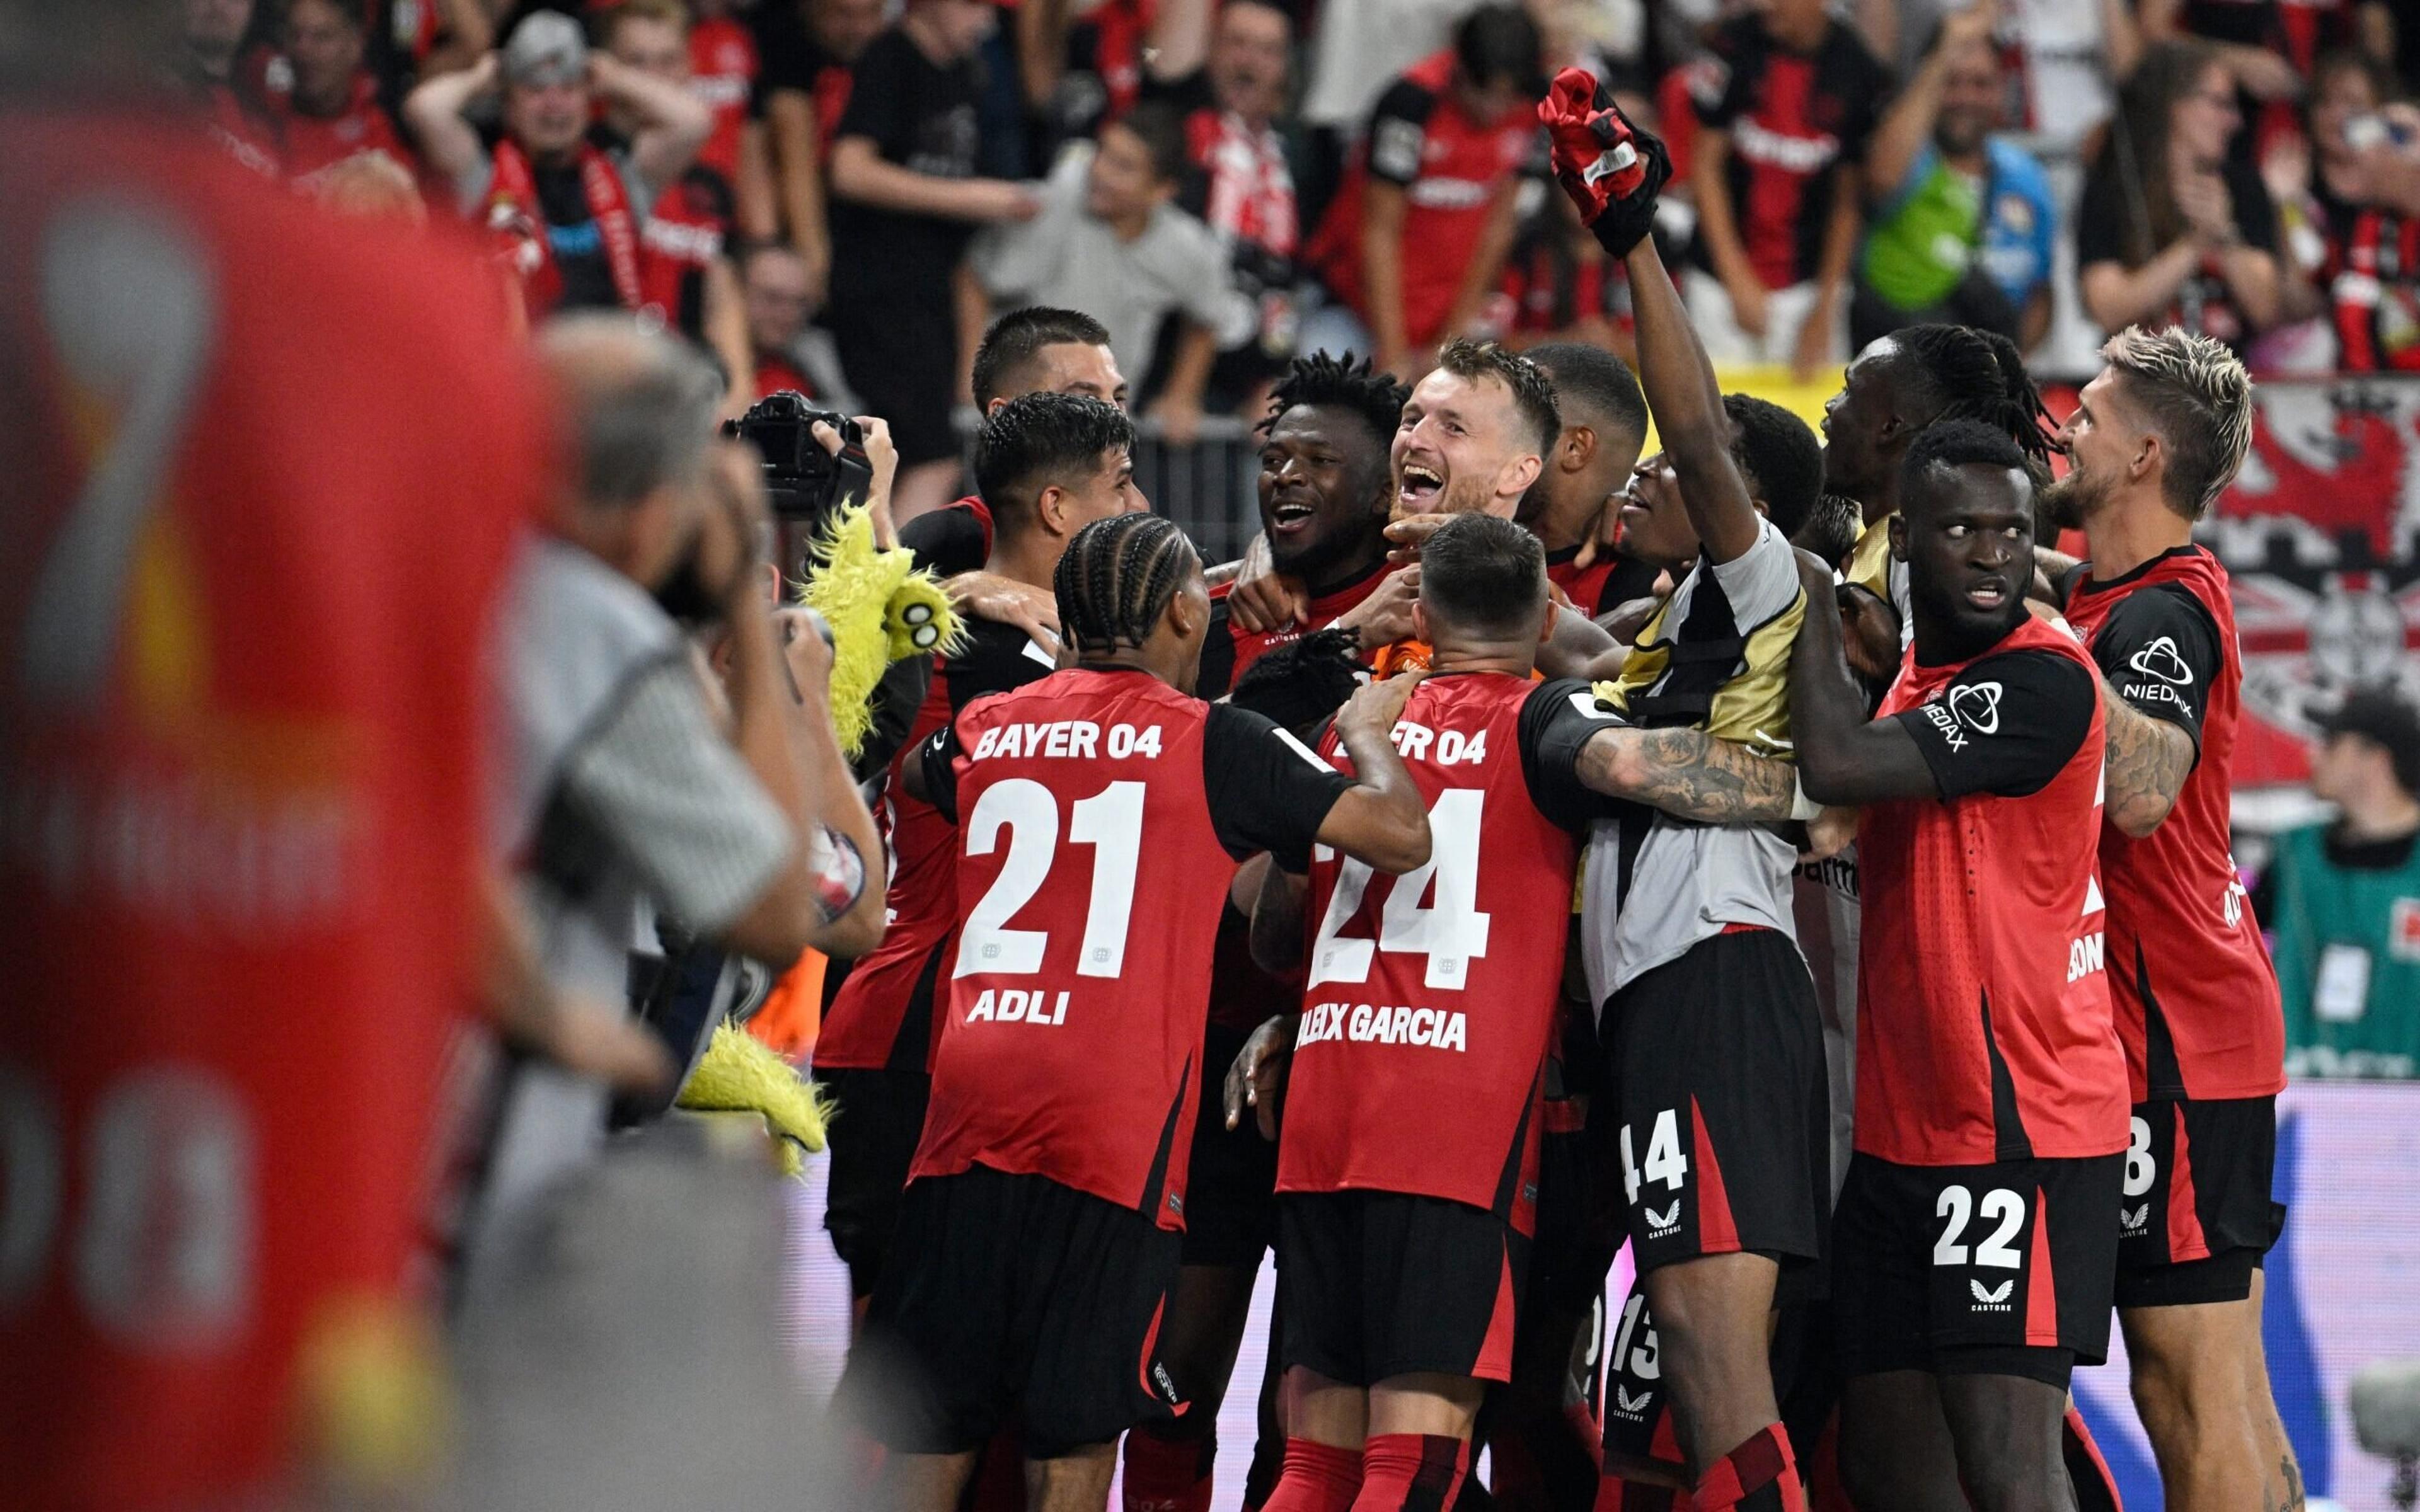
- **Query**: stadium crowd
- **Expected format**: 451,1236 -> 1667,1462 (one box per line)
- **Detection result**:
10,1 -> 2420,1511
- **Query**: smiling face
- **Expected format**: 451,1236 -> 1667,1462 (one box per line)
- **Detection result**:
1260,403 -> 1391,584
2041,367 -> 2135,529
1613,449 -> 1702,570
1935,39 -> 2002,158
1896,459 -> 2034,653
1392,367 -> 1539,519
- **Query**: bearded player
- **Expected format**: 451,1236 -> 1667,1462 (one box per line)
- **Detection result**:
1252,513 -> 1818,1512
1789,420 -> 2128,1512
1120,353 -> 1410,1512
2044,326 -> 2300,1512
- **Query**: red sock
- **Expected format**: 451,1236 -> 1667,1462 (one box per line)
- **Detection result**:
2062,1406 -> 2123,1512
1262,1438 -> 1364,1512
1593,1479 -> 1686,1511
1352,1433 -> 1468,1512
1691,1424 -> 1802,1512
1122,1427 -> 1216,1512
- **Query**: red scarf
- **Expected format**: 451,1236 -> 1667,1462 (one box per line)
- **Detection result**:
485,137 -> 643,313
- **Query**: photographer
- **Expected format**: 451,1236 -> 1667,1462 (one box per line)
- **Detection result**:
463,315 -> 884,1290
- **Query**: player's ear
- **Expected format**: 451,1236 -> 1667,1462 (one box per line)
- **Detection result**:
1411,598 -> 1432,644
1506,453 -> 1543,500
1535,599 -> 1554,647
1036,484 -> 1069,536
2131,430 -> 2160,486
1563,425 -> 1594,474
1165,577 -> 1206,639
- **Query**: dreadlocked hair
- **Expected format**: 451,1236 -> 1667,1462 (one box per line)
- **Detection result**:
1053,513 -> 1203,653
1888,323 -> 2057,478
1260,351 -> 1411,450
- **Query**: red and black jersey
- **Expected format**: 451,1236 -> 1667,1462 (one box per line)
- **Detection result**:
0,112 -> 536,1506
2063,546 -> 2285,1102
1547,544 -> 1659,620
1307,50 -> 1538,347
913,670 -> 1353,1227
1282,675 -> 1625,1231
259,71 -> 408,184
630,155 -> 735,341
816,614 -> 1058,1072
2320,198 -> 2420,373
689,14 -> 758,185
1690,15 -> 1888,291
1197,559 -> 1392,702
1859,615 -> 2129,1167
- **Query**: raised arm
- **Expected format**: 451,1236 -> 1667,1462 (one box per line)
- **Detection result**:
1786,551 -> 1945,803
402,51 -> 496,193
1625,234 -> 1761,562
829,137 -> 1037,222
1313,672 -> 1432,873
590,51 -> 715,198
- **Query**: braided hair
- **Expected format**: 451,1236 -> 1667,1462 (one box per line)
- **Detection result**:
1259,352 -> 1410,450
1053,513 -> 1203,653
1888,323 -> 2057,478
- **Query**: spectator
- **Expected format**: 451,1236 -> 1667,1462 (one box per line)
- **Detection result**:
2300,50 -> 2420,370
466,316 -> 887,1288
1017,0 -> 1211,162
359,0 -> 494,102
750,0 -> 887,301
2078,39 -> 2306,354
1992,0 -> 2141,157
825,0 -> 1042,520
686,0 -> 762,192
1685,0 -> 1889,377
1303,5 -> 1544,378
1497,190 -> 1634,358
742,241 -> 821,397
406,11 -> 713,318
2143,0 -> 2397,159
2254,690 -> 2420,1080
972,104 -> 1248,445
181,0 -> 280,175
599,0 -> 754,411
1144,0 -> 1303,415
259,0 -> 410,185
1853,3 -> 2060,352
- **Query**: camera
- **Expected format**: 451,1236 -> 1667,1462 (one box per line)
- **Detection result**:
727,389 -> 875,530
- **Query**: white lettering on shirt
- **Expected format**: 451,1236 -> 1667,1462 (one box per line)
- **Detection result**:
1386,722 -> 1489,766
972,721 -> 1155,762
1296,999 -> 1468,1053
964,985 -> 1072,1025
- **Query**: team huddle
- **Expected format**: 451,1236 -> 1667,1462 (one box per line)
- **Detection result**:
821,76 -> 2296,1512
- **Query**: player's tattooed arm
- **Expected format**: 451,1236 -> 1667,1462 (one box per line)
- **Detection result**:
1575,726 -> 1799,823
2099,672 -> 2196,837
1786,551 -> 1944,805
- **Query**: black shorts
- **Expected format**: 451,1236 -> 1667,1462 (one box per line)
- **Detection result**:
1181,1021 -> 1281,1268
812,1064 -> 930,1295
857,1165 -> 1185,1458
1606,928 -> 1829,1279
1832,1151 -> 2123,1389
1277,1189 -> 1526,1386
826,295 -> 960,468
2114,1094 -> 2284,1310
